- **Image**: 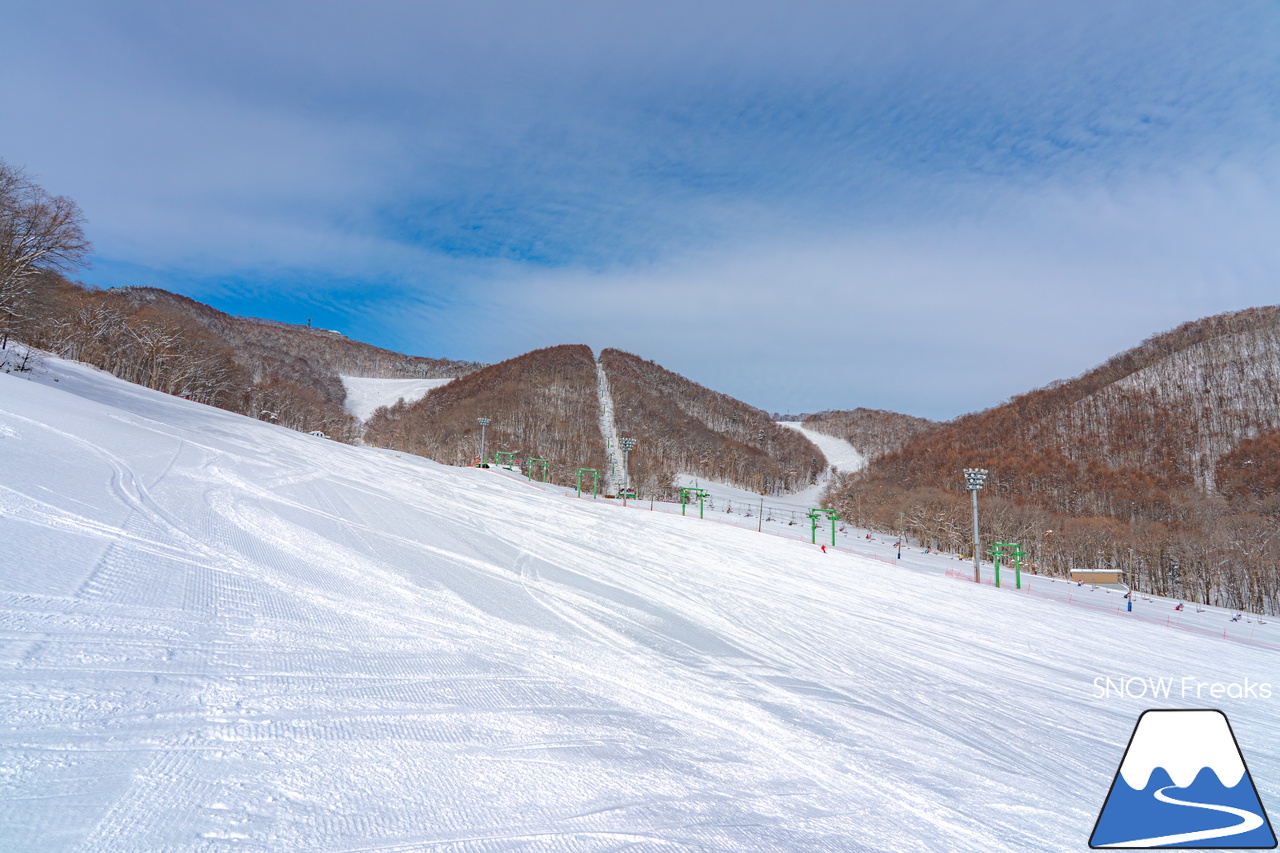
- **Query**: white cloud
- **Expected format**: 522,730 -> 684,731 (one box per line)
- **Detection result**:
4,1 -> 1279,417
472,158 -> 1280,418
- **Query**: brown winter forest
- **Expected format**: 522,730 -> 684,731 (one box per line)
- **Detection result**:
365,344 -> 611,477
824,306 -> 1280,615
600,349 -> 825,496
5,274 -> 477,441
364,346 -> 827,496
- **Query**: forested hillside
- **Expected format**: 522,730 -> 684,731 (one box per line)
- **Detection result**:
363,346 -> 827,496
825,306 -> 1280,614
4,274 -> 477,441
365,344 -> 610,478
801,408 -> 936,461
600,349 -> 825,495
113,287 -> 478,381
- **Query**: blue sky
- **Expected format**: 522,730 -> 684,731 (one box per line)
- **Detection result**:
3,1 -> 1279,419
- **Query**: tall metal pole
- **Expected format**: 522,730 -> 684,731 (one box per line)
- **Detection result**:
964,468 -> 987,583
620,437 -> 636,495
477,417 -> 490,466
971,488 -> 980,582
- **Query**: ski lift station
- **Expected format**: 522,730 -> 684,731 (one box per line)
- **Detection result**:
1070,568 -> 1123,586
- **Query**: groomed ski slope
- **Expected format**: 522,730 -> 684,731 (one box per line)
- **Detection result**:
1,357 -> 1277,852
340,375 -> 455,422
778,421 -> 865,473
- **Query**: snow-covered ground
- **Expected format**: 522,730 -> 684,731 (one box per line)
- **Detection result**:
779,421 -> 866,473
672,420 -> 861,512
2,357 -> 1278,851
340,375 -> 454,422
660,472 -> 1275,642
675,472 -> 828,516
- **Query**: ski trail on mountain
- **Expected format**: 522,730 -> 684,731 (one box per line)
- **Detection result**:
778,421 -> 865,473
595,355 -> 623,494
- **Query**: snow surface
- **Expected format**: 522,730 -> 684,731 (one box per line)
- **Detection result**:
339,375 -> 454,422
1119,711 -> 1246,789
675,472 -> 828,515
2,357 -> 1279,851
779,421 -> 866,473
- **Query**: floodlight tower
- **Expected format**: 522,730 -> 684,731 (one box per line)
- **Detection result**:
476,417 -> 491,466
964,468 -> 988,583
619,437 -> 637,494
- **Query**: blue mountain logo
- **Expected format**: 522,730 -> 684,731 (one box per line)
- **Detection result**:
1091,709 -> 1276,848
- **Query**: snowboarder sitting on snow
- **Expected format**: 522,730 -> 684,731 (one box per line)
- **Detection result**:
1174,602 -> 1184,611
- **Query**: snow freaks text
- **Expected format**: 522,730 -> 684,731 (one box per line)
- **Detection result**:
1093,677 -> 1273,701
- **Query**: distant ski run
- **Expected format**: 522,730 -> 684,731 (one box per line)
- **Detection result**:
778,421 -> 864,474
595,355 -> 623,495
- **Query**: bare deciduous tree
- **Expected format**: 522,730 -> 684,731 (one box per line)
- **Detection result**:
0,161 -> 92,342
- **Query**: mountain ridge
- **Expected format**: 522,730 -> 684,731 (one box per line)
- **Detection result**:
823,304 -> 1280,613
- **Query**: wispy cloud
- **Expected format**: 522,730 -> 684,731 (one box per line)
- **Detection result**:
2,1 -> 1278,415
469,159 -> 1280,418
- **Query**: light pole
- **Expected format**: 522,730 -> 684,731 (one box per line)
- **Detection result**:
619,437 -> 636,496
476,417 -> 490,466
964,468 -> 988,583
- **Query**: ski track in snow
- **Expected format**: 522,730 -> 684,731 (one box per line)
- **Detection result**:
0,357 -> 1277,852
